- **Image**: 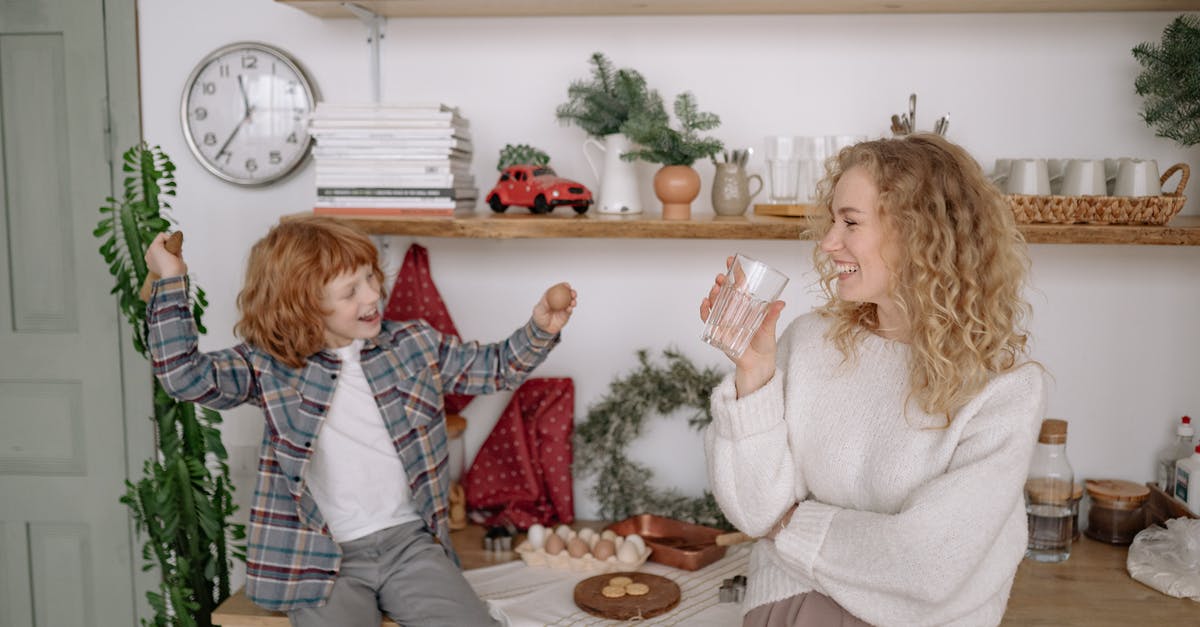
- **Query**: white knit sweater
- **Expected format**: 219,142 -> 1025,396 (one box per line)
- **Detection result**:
705,312 -> 1046,626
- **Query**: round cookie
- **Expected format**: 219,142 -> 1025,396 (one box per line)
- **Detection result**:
608,576 -> 633,587
625,582 -> 650,596
601,585 -> 627,599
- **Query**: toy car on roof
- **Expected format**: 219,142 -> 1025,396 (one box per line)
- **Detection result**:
486,165 -> 593,214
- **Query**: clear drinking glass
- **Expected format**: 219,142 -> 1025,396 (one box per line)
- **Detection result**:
701,254 -> 789,359
765,136 -> 800,203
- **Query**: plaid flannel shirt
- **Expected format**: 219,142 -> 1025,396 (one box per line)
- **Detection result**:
147,275 -> 559,611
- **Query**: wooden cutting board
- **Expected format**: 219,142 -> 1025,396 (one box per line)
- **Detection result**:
573,571 -> 681,620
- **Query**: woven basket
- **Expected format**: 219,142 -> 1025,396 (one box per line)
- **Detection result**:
1008,163 -> 1188,225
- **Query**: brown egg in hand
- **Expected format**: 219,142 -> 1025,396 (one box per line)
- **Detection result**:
544,532 -> 566,555
547,282 -> 572,311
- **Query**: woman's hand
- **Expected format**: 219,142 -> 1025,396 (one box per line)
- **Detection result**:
145,232 -> 187,279
700,256 -> 785,398
532,282 -> 576,335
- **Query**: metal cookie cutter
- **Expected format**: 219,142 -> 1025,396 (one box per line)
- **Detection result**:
482,525 -> 513,553
718,575 -> 747,603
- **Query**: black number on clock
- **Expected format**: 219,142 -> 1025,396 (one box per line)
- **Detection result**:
203,82 -> 216,95
203,132 -> 217,146
286,132 -> 298,144
241,55 -> 258,69
217,150 -> 232,164
245,158 -> 258,173
194,107 -> 208,121
269,151 -> 282,165
219,64 -> 229,78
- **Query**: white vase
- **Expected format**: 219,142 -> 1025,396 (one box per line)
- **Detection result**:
583,133 -> 642,215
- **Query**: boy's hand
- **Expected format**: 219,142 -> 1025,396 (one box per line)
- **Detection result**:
145,232 -> 187,279
533,282 -> 576,335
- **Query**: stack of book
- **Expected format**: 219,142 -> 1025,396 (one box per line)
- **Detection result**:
309,103 -> 477,216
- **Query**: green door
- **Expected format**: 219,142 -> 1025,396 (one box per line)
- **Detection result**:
0,0 -> 139,625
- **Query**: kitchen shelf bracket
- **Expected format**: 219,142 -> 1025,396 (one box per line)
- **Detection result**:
342,2 -> 385,103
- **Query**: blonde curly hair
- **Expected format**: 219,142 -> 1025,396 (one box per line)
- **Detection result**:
808,133 -> 1032,419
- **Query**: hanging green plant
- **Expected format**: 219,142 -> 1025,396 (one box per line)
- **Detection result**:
1133,14 -> 1200,146
95,143 -> 245,627
573,349 -> 731,528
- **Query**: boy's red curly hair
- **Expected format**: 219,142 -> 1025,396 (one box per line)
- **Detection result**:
235,216 -> 384,368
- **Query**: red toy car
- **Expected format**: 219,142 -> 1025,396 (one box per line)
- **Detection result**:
487,165 -> 593,214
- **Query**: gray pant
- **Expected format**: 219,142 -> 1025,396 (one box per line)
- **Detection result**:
288,520 -> 499,627
743,591 -> 872,627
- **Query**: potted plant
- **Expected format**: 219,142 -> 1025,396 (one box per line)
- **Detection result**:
557,52 -> 655,214
95,143 -> 245,627
621,91 -> 724,220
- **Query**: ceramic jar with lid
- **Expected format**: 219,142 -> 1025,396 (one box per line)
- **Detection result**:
1084,479 -> 1150,545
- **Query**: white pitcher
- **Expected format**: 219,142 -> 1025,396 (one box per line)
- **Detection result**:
583,133 -> 642,215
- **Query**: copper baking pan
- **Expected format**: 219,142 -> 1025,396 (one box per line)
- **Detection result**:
606,513 -> 750,571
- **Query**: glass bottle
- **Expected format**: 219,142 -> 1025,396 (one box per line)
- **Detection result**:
1156,415 -> 1194,493
1025,418 -> 1074,563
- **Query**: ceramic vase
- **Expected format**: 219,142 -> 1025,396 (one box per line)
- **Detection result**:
583,133 -> 642,215
653,165 -> 701,220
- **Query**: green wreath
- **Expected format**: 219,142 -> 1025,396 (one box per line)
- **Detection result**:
573,349 -> 731,528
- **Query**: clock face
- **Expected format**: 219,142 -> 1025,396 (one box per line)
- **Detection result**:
181,42 -> 316,186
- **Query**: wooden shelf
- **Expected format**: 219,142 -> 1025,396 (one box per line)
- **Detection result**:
278,1 -> 1197,18
297,212 -> 1200,246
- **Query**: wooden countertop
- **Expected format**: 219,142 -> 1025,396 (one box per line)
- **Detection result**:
213,524 -> 1197,626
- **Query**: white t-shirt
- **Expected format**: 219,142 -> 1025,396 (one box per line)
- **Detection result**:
306,339 -> 420,543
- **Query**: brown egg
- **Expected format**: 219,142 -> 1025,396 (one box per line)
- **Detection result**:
544,533 -> 566,555
567,536 -> 589,558
592,538 -> 616,560
547,282 -> 572,311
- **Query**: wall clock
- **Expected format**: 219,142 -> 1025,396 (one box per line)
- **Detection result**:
180,42 -> 317,186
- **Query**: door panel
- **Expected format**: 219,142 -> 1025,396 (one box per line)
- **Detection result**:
0,1 -> 136,625
0,33 -> 77,333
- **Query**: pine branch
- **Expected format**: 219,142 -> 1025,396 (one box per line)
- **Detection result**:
1133,14 -> 1200,147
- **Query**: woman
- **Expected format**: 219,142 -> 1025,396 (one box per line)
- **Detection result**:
701,134 -> 1046,626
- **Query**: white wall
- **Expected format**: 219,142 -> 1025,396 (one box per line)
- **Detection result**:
136,0 -> 1200,577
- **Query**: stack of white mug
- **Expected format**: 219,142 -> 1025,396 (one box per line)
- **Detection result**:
992,158 -> 1162,197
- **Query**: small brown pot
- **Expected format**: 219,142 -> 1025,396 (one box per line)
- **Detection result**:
653,165 -> 701,220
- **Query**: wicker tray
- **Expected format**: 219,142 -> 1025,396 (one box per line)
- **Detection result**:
1008,163 -> 1188,225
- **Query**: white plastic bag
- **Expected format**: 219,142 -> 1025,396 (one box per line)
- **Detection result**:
1127,517 -> 1200,602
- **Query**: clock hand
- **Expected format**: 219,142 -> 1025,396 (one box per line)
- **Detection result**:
214,105 -> 254,160
237,75 -> 252,121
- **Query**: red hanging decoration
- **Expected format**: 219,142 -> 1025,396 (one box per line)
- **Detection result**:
464,378 -> 575,529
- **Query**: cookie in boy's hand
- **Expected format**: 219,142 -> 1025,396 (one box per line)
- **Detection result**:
547,282 -> 573,311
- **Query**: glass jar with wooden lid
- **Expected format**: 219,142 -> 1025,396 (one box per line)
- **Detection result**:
1084,479 -> 1150,545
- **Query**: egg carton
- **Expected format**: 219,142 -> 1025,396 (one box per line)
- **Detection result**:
514,525 -> 652,574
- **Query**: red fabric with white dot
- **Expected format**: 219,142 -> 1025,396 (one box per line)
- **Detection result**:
382,243 -> 473,413
463,378 -> 575,529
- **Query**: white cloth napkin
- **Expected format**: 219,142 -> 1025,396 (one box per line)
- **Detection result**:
465,544 -> 751,626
